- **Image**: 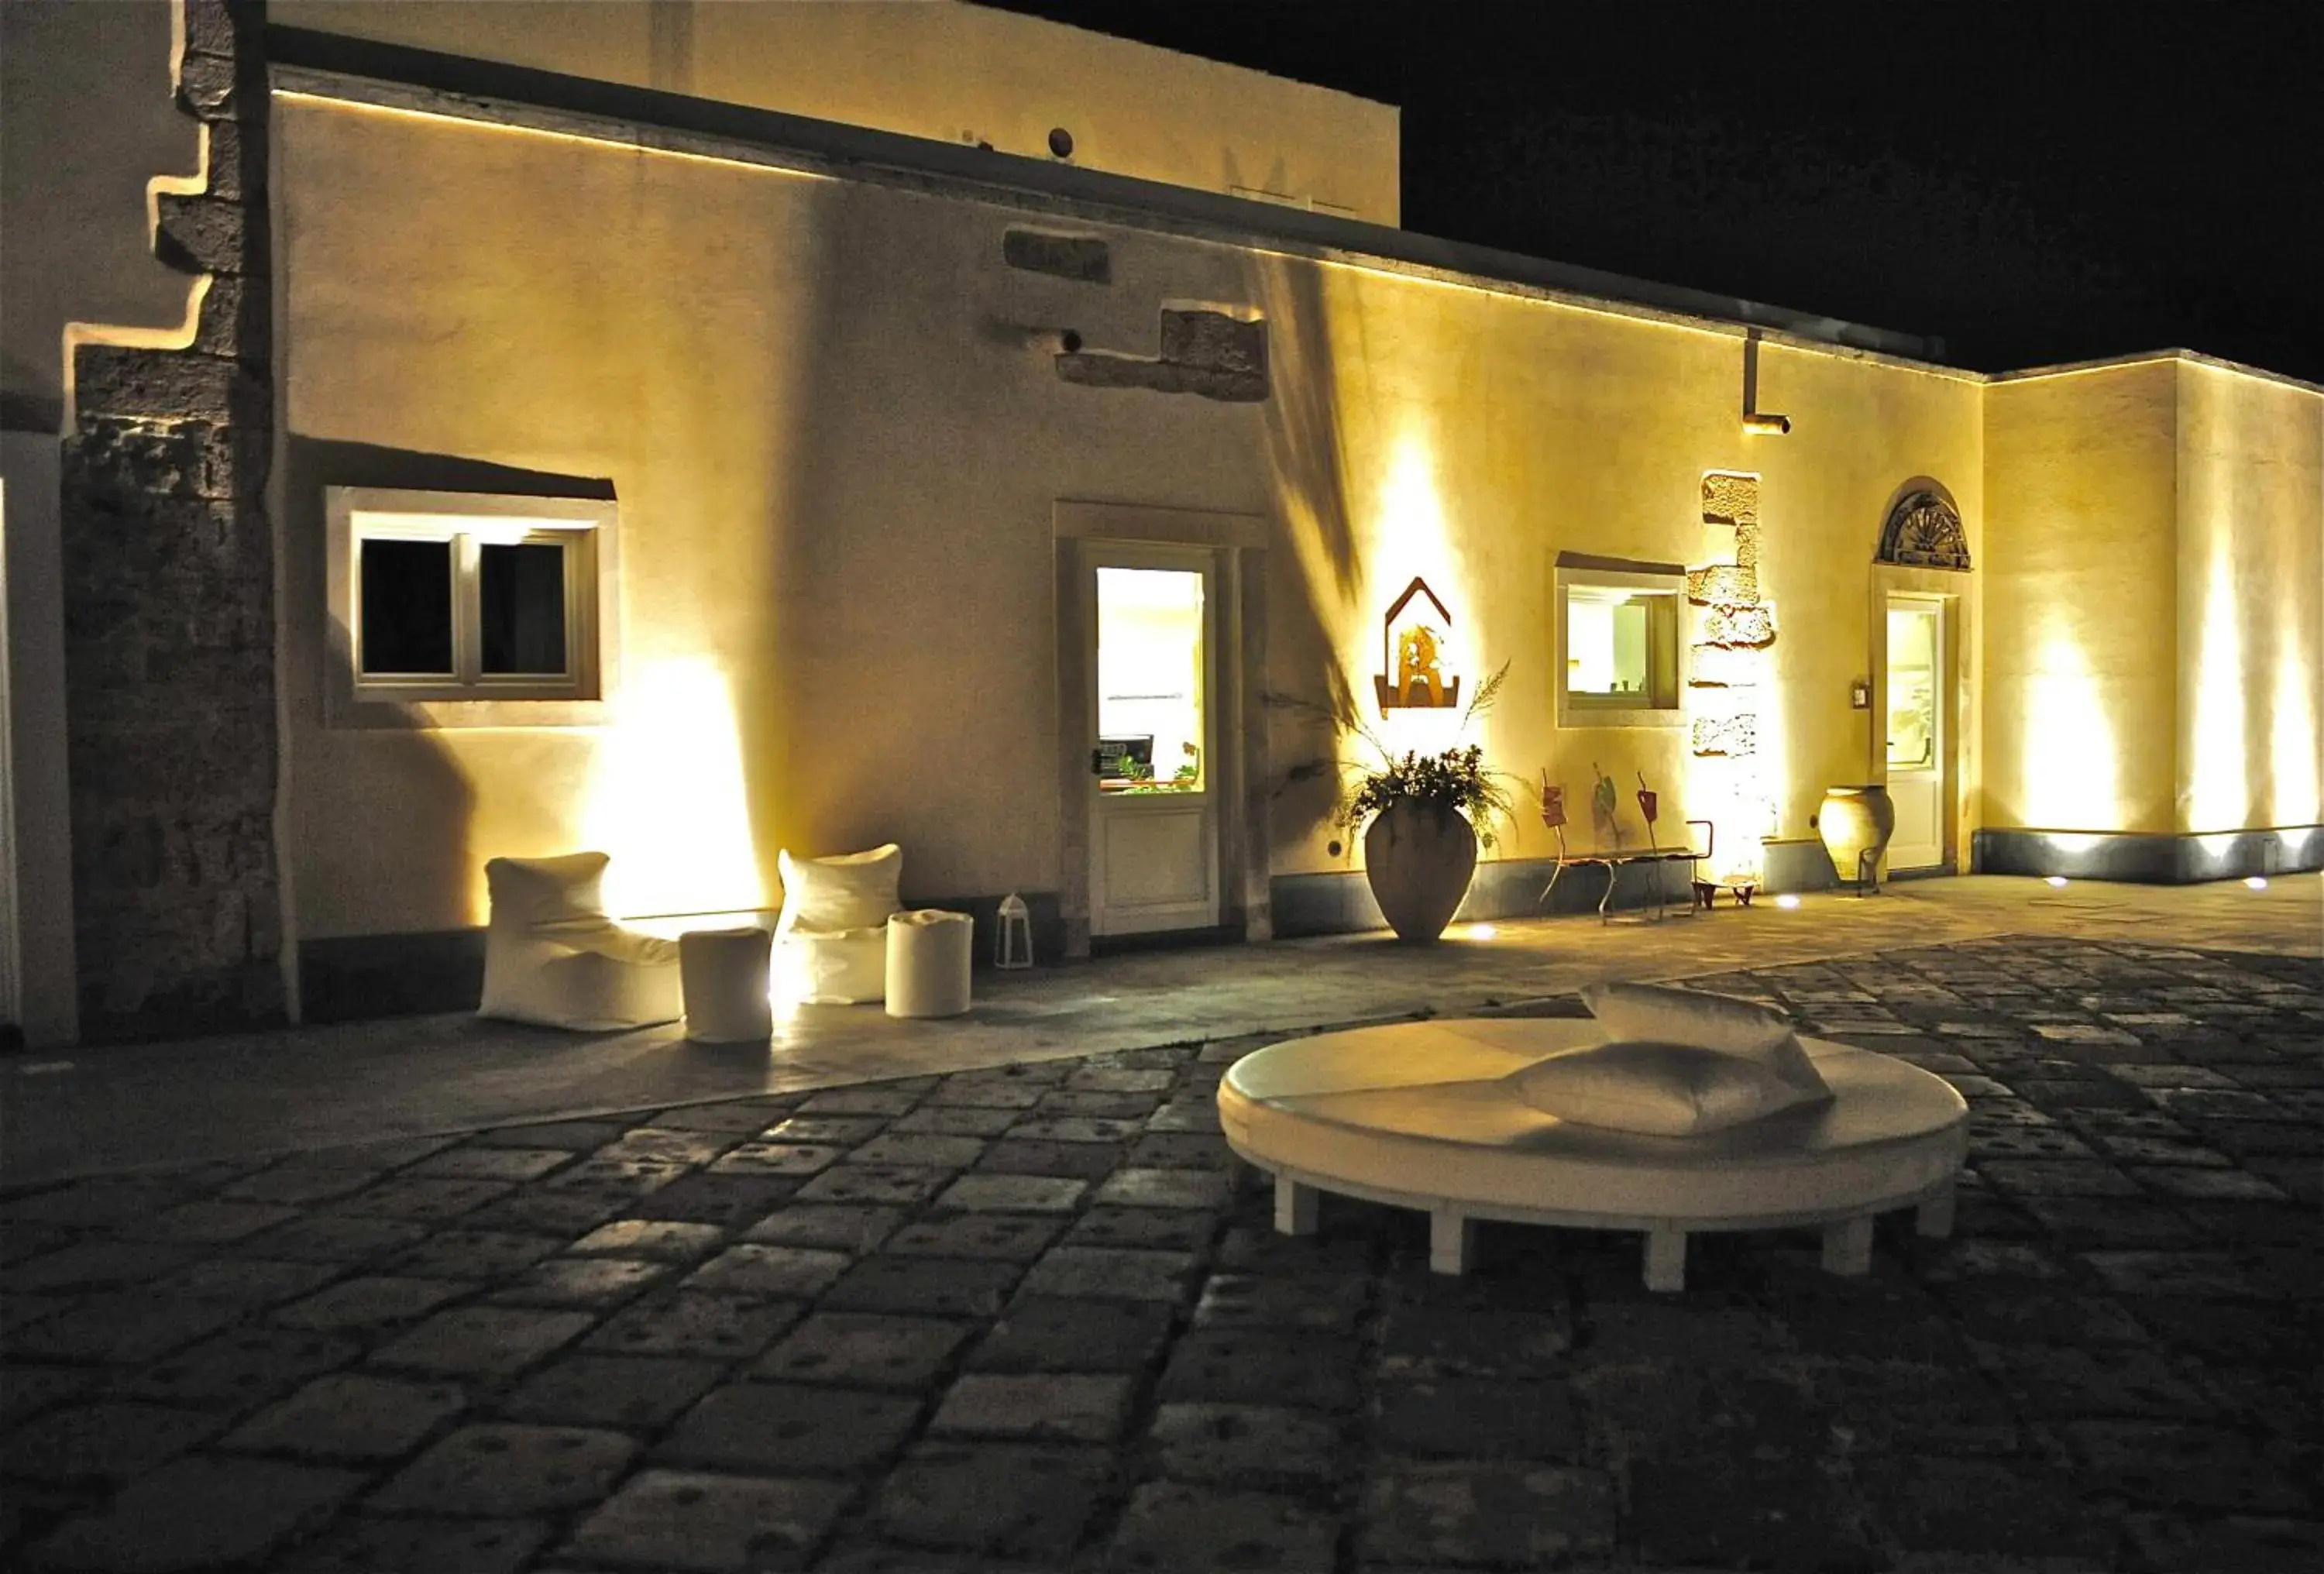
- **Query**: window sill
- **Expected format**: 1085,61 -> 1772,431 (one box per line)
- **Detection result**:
1557,703 -> 1685,730
328,695 -> 609,730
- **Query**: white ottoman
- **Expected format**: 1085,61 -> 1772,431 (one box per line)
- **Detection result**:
885,909 -> 973,1019
679,926 -> 773,1042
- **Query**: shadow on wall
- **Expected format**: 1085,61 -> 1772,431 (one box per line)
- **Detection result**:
1245,249 -> 1366,859
283,437 -> 614,1019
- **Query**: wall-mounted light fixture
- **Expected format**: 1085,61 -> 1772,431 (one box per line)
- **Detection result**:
1741,328 -> 1791,435
1027,328 -> 1084,355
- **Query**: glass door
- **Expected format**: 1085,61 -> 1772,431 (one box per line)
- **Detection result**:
1885,596 -> 1945,871
1088,549 -> 1219,935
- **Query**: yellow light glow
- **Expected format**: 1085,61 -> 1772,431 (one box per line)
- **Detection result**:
1774,893 -> 1800,909
1465,923 -> 1498,941
580,658 -> 764,918
2268,642 -> 2320,825
2045,875 -> 2070,887
2185,540 -> 2248,831
766,943 -> 813,1022
2245,876 -> 2270,890
2021,624 -> 2120,828
2043,833 -> 2104,854
1365,432 -> 1476,762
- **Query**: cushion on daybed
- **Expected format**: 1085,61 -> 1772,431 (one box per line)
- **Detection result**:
1580,980 -> 1832,1099
1504,1040 -> 1821,1136
776,844 -> 903,935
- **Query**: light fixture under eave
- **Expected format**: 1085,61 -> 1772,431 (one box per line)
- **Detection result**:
2244,876 -> 2269,890
1774,893 -> 1801,909
2044,875 -> 2070,888
1740,328 -> 1792,435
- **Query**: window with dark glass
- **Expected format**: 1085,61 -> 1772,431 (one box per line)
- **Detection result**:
478,541 -> 568,675
359,538 -> 455,675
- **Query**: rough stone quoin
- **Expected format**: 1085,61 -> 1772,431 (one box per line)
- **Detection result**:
60,0 -> 281,1040
1688,469 -> 1775,761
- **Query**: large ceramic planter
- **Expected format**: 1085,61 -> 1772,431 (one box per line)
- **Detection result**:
1364,799 -> 1480,943
1820,785 -> 1896,888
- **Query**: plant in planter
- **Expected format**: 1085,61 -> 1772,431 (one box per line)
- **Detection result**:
1294,663 -> 1517,942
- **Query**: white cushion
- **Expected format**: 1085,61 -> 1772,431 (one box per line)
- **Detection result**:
485,851 -> 610,929
1581,980 -> 1831,1099
1504,1040 -> 1819,1136
776,844 -> 903,935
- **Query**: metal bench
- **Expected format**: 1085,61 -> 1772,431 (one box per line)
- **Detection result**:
1538,772 -> 1712,923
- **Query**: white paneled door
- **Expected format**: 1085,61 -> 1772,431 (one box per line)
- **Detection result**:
1886,596 -> 1945,872
1088,545 -> 1220,936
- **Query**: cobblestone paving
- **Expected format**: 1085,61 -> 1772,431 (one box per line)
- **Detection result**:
2,936 -> 2318,1572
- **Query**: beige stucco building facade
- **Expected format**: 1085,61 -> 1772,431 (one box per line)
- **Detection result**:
2,2 -> 2316,1040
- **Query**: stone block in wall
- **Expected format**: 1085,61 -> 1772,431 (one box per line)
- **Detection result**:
176,49 -> 253,123
1696,604 -> 1776,649
180,0 -> 240,63
1002,229 -> 1112,284
1733,522 -> 1759,573
192,277 -> 272,364
1686,563 -> 1757,606
1690,713 -> 1759,757
1159,310 -> 1267,377
70,713 -> 275,811
200,119 -> 265,204
156,194 -> 260,277
1055,352 -> 1268,403
1686,646 -> 1763,688
1700,472 -> 1758,525
73,345 -> 267,427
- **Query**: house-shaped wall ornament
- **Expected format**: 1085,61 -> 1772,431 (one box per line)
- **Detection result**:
1373,576 -> 1463,714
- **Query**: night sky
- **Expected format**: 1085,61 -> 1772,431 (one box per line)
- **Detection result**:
992,2 -> 2324,383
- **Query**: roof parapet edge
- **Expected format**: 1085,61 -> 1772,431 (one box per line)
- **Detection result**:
265,23 -> 1941,363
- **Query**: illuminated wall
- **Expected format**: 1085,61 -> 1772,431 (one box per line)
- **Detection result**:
1253,265 -> 1984,881
1982,354 -> 2322,845
2176,360 -> 2323,833
270,0 -> 1400,225
276,89 -> 1997,939
1982,359 -> 2180,833
277,82 -> 2005,939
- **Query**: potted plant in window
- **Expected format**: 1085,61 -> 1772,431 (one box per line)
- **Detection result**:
1287,663 -> 1516,943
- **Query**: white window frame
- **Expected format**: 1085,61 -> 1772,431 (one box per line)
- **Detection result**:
1554,553 -> 1685,728
326,486 -> 617,729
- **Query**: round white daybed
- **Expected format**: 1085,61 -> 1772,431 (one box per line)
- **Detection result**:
1218,1019 -> 1968,1291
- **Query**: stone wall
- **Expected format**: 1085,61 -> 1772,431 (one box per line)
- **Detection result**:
61,0 -> 281,1040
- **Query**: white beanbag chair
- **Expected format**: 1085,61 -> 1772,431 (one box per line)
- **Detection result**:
776,844 -> 903,1004
479,852 -> 682,1030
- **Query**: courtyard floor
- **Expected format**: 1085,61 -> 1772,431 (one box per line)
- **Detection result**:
1,878 -> 2319,1570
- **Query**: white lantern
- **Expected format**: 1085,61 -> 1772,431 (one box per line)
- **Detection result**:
995,892 -> 1033,970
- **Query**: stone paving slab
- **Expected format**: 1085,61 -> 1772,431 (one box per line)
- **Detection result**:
2,936 -> 2319,1570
